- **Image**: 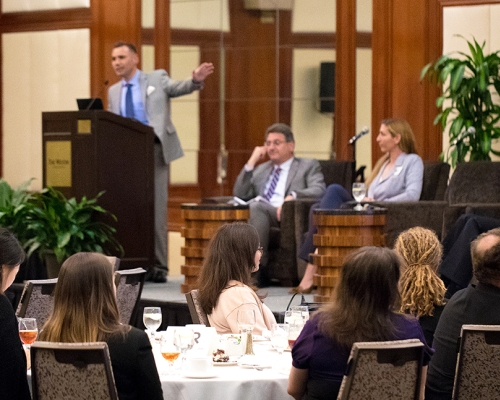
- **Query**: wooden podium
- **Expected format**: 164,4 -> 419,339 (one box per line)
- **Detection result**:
42,111 -> 155,270
310,208 -> 387,302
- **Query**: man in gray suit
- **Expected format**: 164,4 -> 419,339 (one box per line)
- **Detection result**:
234,123 -> 325,286
108,42 -> 214,280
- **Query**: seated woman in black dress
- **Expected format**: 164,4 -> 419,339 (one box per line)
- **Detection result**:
0,228 -> 31,400
393,226 -> 447,347
40,252 -> 163,400
292,118 -> 424,293
287,246 -> 432,400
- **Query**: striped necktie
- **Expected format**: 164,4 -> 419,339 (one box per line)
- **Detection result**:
125,83 -> 134,118
263,167 -> 281,201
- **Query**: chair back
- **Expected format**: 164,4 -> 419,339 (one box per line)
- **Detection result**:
318,160 -> 356,192
452,324 -> 500,400
31,341 -> 118,400
114,268 -> 146,324
185,289 -> 210,326
337,339 -> 424,400
445,161 -> 500,204
16,279 -> 58,327
420,161 -> 450,200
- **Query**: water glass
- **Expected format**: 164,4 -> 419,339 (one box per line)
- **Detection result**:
271,323 -> 289,355
143,307 -> 162,339
288,319 -> 304,350
290,305 -> 309,322
174,327 -> 195,367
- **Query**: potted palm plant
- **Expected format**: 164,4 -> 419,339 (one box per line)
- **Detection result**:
421,36 -> 500,166
25,187 -> 124,277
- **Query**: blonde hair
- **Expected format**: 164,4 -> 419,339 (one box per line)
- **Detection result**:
40,252 -> 126,343
366,118 -> 418,188
393,227 -> 446,317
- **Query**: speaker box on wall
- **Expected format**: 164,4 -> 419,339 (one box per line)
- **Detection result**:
319,62 -> 335,113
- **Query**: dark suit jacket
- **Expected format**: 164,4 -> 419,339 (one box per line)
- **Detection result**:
233,157 -> 325,201
107,327 -> 163,400
0,294 -> 31,400
108,69 -> 203,165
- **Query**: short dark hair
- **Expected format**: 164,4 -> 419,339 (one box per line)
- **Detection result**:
113,41 -> 138,54
471,228 -> 500,284
265,123 -> 294,143
0,228 -> 25,294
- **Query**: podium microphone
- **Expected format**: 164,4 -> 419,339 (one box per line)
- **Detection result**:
349,126 -> 370,145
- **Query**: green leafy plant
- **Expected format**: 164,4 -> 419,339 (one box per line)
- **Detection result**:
0,178 -> 36,246
25,187 -> 124,263
421,36 -> 500,166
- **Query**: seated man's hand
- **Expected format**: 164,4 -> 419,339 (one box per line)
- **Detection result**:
247,146 -> 267,168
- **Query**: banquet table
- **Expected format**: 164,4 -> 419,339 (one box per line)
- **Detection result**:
154,340 -> 294,400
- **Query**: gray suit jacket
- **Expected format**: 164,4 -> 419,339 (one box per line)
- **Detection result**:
233,157 -> 326,202
108,69 -> 203,164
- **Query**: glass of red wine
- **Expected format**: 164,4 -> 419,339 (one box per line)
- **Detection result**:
18,318 -> 38,350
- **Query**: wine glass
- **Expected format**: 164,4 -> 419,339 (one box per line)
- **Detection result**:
288,319 -> 304,350
352,182 -> 366,211
18,318 -> 38,350
174,327 -> 194,368
237,309 -> 256,355
143,307 -> 162,340
160,334 -> 181,376
271,323 -> 289,355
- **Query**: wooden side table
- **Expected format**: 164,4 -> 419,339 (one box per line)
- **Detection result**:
180,203 -> 250,293
310,208 -> 387,302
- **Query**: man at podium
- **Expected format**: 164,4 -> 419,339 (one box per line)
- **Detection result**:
108,41 -> 214,281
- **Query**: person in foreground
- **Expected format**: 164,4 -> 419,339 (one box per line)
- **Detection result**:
40,252 -> 163,400
0,228 -> 31,400
293,118 -> 424,294
394,227 -> 447,347
233,123 -> 325,286
197,222 -> 276,334
288,246 -> 432,400
425,227 -> 500,400
108,41 -> 214,280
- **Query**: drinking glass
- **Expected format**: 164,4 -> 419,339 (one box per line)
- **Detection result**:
143,307 -> 162,340
174,327 -> 194,367
160,334 -> 181,376
271,323 -> 289,355
290,305 -> 309,322
237,309 -> 256,355
352,182 -> 366,211
18,318 -> 38,350
287,319 -> 304,350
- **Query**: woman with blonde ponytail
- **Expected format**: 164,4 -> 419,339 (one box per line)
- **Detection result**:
393,227 -> 447,346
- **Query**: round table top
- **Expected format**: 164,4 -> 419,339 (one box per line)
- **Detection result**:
313,206 -> 387,215
181,203 -> 249,211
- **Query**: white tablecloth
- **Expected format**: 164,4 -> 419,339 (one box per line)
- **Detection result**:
155,341 -> 294,400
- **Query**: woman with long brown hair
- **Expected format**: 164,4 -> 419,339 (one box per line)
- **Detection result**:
40,252 -> 163,400
288,246 -> 432,400
394,227 -> 447,346
197,222 -> 276,334
292,118 -> 424,293
0,228 -> 30,400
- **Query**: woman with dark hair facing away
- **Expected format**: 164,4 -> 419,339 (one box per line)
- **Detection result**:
292,118 -> 424,294
40,252 -> 163,400
394,227 -> 447,347
197,222 -> 276,334
0,228 -> 31,400
288,246 -> 432,400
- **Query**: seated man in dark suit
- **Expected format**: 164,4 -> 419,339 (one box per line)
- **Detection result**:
233,123 -> 326,286
426,227 -> 500,400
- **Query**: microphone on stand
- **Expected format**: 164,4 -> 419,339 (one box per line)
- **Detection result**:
348,126 -> 370,145
453,126 -> 475,145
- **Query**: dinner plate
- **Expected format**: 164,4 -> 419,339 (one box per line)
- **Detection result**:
213,360 -> 238,366
184,372 -> 217,379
